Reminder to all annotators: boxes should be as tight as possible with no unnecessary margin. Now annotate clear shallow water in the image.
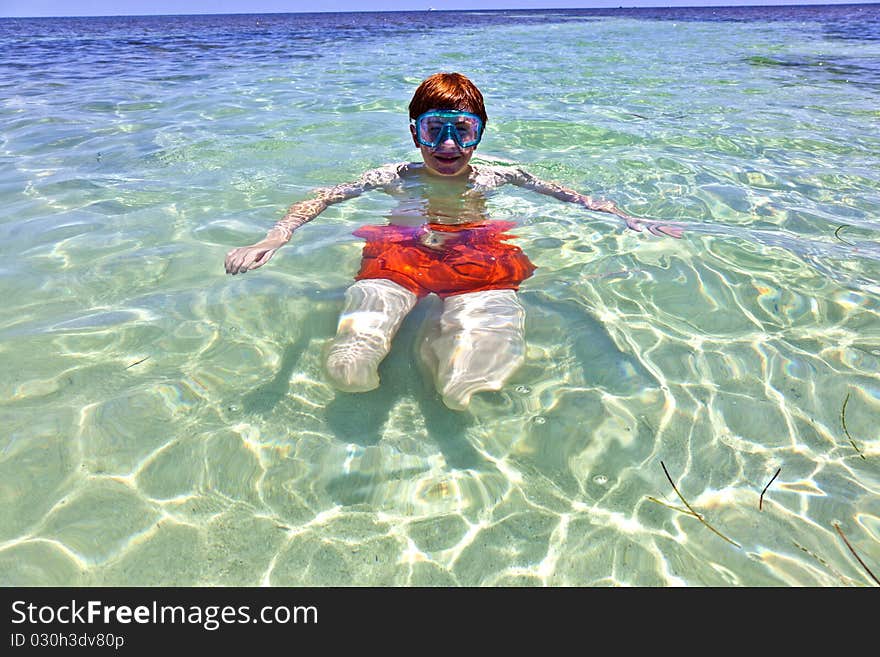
[1,6,879,586]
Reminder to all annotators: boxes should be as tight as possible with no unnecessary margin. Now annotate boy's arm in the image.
[506,167,683,239]
[225,165,401,275]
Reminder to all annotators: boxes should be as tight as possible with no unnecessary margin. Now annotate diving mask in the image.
[411,110,484,149]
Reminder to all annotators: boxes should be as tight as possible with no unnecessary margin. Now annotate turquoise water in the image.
[1,6,879,586]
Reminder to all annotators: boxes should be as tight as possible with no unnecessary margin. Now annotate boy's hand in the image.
[622,215,684,239]
[578,196,684,239]
[225,239,283,275]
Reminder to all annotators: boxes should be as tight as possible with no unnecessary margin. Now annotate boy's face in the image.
[410,108,478,177]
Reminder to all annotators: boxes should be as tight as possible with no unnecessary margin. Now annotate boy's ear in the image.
[409,124,420,148]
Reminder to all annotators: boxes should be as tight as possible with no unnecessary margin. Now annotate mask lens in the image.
[416,111,482,148]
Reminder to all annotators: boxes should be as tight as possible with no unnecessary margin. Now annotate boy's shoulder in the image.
[356,162,412,186]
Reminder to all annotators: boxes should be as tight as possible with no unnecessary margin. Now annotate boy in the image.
[225,72,682,410]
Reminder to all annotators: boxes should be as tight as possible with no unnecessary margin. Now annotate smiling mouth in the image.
[433,153,461,162]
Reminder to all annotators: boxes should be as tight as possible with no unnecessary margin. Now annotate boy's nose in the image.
[437,132,459,149]
[436,124,460,148]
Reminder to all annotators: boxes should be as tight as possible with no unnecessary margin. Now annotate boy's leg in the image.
[430,289,526,410]
[325,278,418,392]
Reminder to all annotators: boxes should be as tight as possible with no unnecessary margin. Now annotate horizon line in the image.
[3,2,879,20]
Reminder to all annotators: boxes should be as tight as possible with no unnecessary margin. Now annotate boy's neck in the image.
[422,163,472,179]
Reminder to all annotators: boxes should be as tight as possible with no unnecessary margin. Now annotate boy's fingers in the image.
[657,224,684,239]
[225,248,242,274]
[226,257,242,275]
[226,249,252,275]
[626,218,644,232]
[644,222,684,239]
[226,247,275,275]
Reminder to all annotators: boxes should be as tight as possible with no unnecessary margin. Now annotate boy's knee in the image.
[441,289,525,328]
[343,278,418,314]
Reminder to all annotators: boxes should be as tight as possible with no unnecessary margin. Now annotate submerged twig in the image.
[659,461,741,548]
[793,540,853,586]
[646,495,700,517]
[841,392,867,460]
[623,112,687,121]
[759,468,782,511]
[126,356,150,369]
[833,523,880,586]
[834,225,854,246]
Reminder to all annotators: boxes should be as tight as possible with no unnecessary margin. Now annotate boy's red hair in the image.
[409,72,487,127]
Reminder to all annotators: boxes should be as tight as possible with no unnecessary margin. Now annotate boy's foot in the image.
[325,350,381,392]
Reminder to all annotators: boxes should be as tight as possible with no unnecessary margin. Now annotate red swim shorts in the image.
[353,221,536,298]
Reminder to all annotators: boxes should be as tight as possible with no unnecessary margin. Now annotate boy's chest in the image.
[385,175,493,225]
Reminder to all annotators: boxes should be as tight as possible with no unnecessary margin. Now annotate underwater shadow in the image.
[240,302,338,417]
[523,289,661,395]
